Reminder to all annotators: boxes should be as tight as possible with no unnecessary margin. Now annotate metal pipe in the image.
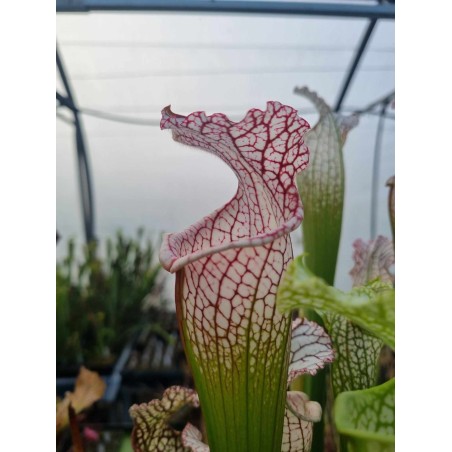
[352,90,395,116]
[370,101,389,239]
[56,0,395,19]
[57,46,96,243]
[334,19,377,112]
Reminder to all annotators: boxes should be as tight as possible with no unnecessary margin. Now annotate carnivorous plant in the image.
[129,102,335,452]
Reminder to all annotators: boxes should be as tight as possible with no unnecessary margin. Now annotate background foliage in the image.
[56,229,165,368]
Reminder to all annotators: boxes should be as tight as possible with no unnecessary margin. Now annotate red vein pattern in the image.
[160,102,309,273]
[349,236,394,287]
[129,386,199,452]
[282,392,321,452]
[327,236,394,395]
[160,102,310,451]
[182,423,210,452]
[288,318,335,385]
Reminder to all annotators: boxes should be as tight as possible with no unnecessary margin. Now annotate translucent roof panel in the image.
[56,11,394,292]
[57,13,373,110]
[342,19,394,107]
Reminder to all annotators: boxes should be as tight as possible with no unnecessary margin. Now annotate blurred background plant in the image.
[56,228,166,371]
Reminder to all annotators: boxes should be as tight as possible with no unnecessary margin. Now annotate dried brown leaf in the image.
[56,366,106,433]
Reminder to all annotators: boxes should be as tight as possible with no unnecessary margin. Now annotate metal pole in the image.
[352,90,395,116]
[334,19,377,112]
[370,101,389,239]
[57,46,96,243]
[56,0,395,19]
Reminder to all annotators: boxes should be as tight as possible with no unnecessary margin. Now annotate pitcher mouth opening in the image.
[158,101,310,273]
[160,209,303,273]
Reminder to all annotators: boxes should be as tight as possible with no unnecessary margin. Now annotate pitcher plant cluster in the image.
[129,87,395,452]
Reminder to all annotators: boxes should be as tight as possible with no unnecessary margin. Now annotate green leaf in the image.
[328,236,394,394]
[277,255,395,349]
[119,435,134,452]
[334,378,395,452]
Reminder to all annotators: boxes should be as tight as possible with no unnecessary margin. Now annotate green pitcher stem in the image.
[339,436,349,452]
[182,317,291,452]
[302,257,338,452]
[176,270,292,452]
[302,309,327,452]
